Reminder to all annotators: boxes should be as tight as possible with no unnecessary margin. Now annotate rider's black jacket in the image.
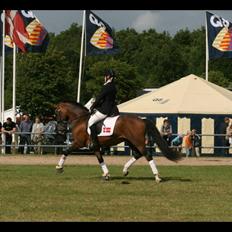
[90,81,119,116]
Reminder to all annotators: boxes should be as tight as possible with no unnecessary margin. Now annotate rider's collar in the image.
[104,78,113,85]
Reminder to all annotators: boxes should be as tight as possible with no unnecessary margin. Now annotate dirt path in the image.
[1,155,232,166]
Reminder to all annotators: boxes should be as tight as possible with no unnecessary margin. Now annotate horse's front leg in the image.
[95,150,110,180]
[56,145,74,173]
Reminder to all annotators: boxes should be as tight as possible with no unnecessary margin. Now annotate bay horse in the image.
[55,101,182,182]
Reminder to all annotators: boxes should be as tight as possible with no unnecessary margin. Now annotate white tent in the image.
[118,74,232,115]
[118,74,232,155]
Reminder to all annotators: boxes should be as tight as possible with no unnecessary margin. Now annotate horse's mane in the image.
[60,101,89,112]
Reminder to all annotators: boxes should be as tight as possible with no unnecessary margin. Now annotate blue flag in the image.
[206,11,232,59]
[85,10,119,55]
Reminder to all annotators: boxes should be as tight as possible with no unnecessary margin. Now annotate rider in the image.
[88,69,119,150]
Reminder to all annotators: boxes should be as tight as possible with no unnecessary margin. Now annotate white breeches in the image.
[87,110,107,135]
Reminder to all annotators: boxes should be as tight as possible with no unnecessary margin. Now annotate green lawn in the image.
[0,165,232,221]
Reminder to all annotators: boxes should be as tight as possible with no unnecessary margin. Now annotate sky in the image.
[33,10,232,36]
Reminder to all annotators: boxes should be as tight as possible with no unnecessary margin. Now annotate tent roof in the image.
[118,74,232,115]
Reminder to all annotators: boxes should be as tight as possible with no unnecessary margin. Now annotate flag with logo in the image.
[206,11,232,59]
[85,10,119,55]
[0,10,2,56]
[5,10,49,53]
[0,10,13,56]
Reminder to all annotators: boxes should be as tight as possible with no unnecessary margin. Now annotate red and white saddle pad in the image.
[98,115,120,136]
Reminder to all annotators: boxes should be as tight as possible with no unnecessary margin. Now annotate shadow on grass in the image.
[161,176,192,182]
[102,176,192,182]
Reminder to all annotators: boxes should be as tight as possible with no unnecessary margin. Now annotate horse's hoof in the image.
[56,165,64,174]
[155,174,162,183]
[123,170,129,176]
[102,173,110,181]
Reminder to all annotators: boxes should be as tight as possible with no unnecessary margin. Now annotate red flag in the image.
[4,10,49,53]
[5,10,29,52]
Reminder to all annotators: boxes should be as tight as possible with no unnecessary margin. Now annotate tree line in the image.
[4,23,232,117]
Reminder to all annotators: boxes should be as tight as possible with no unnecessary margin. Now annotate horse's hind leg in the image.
[123,145,161,183]
[123,151,142,176]
[95,150,110,180]
[144,153,162,183]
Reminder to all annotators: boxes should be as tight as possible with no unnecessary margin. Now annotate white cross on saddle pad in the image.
[98,115,120,136]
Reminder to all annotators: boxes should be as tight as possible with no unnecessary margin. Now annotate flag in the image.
[0,10,2,56]
[0,10,13,56]
[5,10,49,53]
[206,11,232,59]
[85,10,119,55]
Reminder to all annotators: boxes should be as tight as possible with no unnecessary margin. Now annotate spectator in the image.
[18,114,33,154]
[14,115,22,151]
[226,123,232,156]
[43,115,57,144]
[220,117,230,156]
[160,119,172,146]
[31,116,44,154]
[171,134,183,152]
[54,119,68,155]
[2,117,16,154]
[183,131,193,157]
[0,121,2,152]
[191,129,201,157]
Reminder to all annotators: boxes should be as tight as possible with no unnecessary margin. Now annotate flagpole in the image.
[12,43,16,122]
[77,10,86,103]
[0,56,2,123]
[1,10,5,121]
[205,12,209,81]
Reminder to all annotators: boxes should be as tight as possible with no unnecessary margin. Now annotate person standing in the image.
[160,119,173,146]
[0,121,2,153]
[220,117,230,156]
[191,129,201,157]
[2,117,16,154]
[183,131,193,157]
[226,123,232,157]
[18,114,33,154]
[31,116,44,154]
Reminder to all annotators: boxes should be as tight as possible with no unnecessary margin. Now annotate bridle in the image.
[55,107,90,129]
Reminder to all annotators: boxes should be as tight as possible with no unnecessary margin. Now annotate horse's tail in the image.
[144,119,182,162]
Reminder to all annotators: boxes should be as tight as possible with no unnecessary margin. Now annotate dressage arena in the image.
[1,154,232,221]
[1,155,232,166]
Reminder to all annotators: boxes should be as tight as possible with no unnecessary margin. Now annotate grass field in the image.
[0,164,232,221]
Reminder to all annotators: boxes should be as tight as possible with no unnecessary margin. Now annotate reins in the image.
[69,111,91,128]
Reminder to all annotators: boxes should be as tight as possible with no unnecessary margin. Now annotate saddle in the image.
[89,115,120,137]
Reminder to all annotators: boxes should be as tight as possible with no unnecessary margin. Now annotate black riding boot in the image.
[89,125,100,150]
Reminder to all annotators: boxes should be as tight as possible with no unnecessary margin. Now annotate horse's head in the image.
[55,101,90,123]
[55,103,69,122]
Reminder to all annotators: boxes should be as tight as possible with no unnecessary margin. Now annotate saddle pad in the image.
[98,115,120,136]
